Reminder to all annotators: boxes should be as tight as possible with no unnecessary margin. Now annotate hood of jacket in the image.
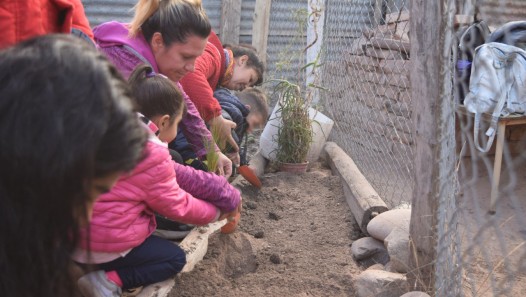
[93,21,159,73]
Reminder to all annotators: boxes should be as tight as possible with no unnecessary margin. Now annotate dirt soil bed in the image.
[168,162,363,297]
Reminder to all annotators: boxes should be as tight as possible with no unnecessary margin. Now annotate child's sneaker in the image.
[77,270,122,297]
[220,211,241,234]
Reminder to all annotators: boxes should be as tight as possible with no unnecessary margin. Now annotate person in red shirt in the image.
[0,0,94,49]
[179,32,264,165]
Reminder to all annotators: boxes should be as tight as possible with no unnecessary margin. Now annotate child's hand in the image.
[208,115,239,153]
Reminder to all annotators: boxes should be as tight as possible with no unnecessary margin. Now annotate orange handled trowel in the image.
[237,164,261,188]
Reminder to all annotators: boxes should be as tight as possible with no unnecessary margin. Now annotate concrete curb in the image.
[322,142,388,234]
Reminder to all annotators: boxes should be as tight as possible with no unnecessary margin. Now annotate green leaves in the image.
[272,80,313,164]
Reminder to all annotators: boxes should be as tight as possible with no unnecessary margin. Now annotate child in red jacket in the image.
[75,65,242,297]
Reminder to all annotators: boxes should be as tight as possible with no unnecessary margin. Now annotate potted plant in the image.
[273,79,313,173]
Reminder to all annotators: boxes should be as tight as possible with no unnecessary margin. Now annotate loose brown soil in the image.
[168,162,363,297]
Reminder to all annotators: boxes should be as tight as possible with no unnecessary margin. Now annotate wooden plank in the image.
[347,55,381,72]
[384,126,414,145]
[379,59,411,74]
[365,46,407,60]
[393,21,410,42]
[390,141,414,161]
[454,14,474,28]
[369,37,410,54]
[252,0,272,65]
[347,69,384,84]
[384,72,410,89]
[379,110,413,135]
[220,0,242,45]
[384,98,411,118]
[348,38,368,56]
[385,11,410,24]
[353,80,401,101]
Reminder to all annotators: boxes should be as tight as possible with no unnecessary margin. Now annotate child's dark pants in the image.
[98,235,186,289]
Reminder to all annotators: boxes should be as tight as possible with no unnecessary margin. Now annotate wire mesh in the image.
[452,0,526,296]
[321,0,412,209]
[265,0,309,89]
[319,0,526,295]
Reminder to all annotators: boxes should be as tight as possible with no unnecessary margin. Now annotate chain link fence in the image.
[453,1,526,296]
[318,0,526,295]
[321,0,412,209]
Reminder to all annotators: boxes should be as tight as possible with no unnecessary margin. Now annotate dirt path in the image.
[168,162,362,297]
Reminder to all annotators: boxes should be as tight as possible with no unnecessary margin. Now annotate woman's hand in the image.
[208,115,239,153]
[226,152,241,167]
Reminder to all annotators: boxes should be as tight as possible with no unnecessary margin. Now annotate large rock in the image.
[384,227,410,273]
[353,270,408,297]
[367,209,411,241]
[400,292,431,297]
[351,237,387,260]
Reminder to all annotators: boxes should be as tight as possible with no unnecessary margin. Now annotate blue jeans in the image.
[98,235,186,289]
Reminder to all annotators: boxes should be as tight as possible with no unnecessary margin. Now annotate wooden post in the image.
[220,0,242,45]
[409,0,456,293]
[252,0,272,65]
[463,0,476,17]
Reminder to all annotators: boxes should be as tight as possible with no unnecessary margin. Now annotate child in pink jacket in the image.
[75,65,242,297]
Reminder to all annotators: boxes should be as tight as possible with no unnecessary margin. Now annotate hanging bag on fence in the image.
[464,42,526,153]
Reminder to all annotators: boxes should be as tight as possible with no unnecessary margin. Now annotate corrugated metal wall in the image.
[82,0,134,27]
[83,0,223,31]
